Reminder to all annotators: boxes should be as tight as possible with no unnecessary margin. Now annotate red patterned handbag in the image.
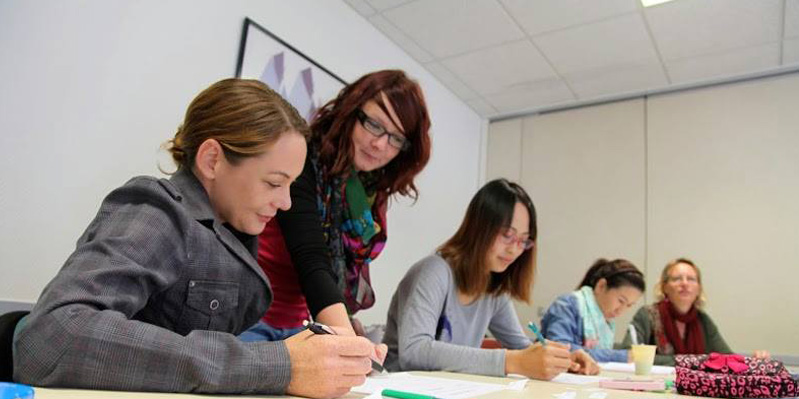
[675,353,798,398]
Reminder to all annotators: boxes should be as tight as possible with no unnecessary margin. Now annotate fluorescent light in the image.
[641,0,677,7]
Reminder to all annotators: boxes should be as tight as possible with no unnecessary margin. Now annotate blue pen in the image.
[527,322,547,346]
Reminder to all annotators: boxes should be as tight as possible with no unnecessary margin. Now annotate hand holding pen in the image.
[304,320,387,374]
[503,322,571,380]
[526,321,599,376]
[283,321,384,398]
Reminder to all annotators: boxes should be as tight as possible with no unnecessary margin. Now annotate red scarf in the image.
[657,299,706,354]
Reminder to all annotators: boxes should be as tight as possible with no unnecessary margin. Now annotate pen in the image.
[628,324,639,345]
[303,320,386,374]
[527,322,547,346]
[382,388,440,399]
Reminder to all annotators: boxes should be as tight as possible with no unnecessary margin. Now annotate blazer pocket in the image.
[183,280,240,331]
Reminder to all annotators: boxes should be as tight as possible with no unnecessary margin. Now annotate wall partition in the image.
[487,73,799,356]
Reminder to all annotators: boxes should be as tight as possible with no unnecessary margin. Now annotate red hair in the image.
[311,70,431,200]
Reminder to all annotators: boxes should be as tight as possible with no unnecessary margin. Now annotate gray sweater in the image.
[383,254,532,376]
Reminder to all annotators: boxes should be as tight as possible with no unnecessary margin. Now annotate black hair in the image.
[577,258,645,292]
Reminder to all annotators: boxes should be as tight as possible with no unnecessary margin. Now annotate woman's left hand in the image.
[753,350,771,359]
[568,349,600,375]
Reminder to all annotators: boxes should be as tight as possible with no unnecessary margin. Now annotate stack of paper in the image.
[353,372,523,399]
[598,362,675,375]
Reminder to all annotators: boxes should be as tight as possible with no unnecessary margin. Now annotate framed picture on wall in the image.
[235,17,347,121]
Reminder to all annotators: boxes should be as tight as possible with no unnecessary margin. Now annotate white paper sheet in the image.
[598,362,675,375]
[352,372,512,399]
[552,391,577,399]
[506,378,529,391]
[549,373,610,385]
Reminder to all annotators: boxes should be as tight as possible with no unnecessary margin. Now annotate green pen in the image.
[527,321,547,346]
[381,388,441,399]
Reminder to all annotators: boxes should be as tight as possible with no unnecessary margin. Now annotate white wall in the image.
[485,118,522,183]
[486,73,799,356]
[0,0,484,326]
[518,99,647,344]
[646,75,799,357]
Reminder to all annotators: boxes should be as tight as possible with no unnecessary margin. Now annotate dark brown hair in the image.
[311,70,431,199]
[438,179,537,302]
[165,78,309,170]
[577,258,645,292]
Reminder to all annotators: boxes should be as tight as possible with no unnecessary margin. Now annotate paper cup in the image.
[631,344,657,375]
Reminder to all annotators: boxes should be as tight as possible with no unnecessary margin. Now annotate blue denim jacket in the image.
[541,293,628,363]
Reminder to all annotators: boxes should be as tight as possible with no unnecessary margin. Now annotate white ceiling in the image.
[344,0,799,119]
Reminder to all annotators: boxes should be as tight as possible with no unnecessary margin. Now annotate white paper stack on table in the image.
[598,362,675,375]
[353,372,527,399]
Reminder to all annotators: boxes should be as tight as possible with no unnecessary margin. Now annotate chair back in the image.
[0,311,30,382]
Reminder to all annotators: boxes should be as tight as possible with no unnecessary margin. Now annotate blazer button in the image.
[209,299,220,310]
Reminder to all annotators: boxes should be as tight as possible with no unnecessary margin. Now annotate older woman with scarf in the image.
[541,258,645,363]
[621,258,770,366]
[240,70,432,341]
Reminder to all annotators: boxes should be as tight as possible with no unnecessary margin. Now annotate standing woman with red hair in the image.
[241,70,432,340]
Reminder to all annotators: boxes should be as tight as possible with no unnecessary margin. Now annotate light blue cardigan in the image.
[540,293,629,363]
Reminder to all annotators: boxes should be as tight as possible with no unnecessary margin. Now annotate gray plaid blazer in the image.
[14,168,291,393]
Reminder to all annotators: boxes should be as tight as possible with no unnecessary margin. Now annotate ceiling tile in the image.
[368,15,434,63]
[484,80,575,114]
[366,0,413,11]
[381,0,525,58]
[785,38,799,64]
[666,43,780,84]
[344,0,376,17]
[786,0,799,38]
[645,0,783,60]
[441,40,559,96]
[348,0,795,119]
[565,61,667,99]
[424,62,480,100]
[465,97,498,117]
[534,13,660,75]
[499,0,639,36]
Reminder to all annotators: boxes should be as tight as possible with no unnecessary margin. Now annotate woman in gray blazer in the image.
[13,78,380,398]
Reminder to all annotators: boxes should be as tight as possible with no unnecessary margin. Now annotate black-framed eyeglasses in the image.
[355,109,410,151]
[499,227,534,250]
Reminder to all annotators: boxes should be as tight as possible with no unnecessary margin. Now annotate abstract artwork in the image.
[235,18,346,121]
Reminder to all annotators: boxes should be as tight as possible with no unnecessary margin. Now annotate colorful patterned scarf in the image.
[310,144,387,314]
[573,286,616,350]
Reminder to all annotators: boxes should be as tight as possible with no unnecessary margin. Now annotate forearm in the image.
[585,347,629,363]
[315,303,355,335]
[301,268,346,317]
[704,318,733,354]
[278,159,345,317]
[489,299,534,350]
[400,338,505,377]
[505,349,526,375]
[15,305,291,393]
[540,296,584,350]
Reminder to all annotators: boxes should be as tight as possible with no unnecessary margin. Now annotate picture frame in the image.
[235,17,347,121]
